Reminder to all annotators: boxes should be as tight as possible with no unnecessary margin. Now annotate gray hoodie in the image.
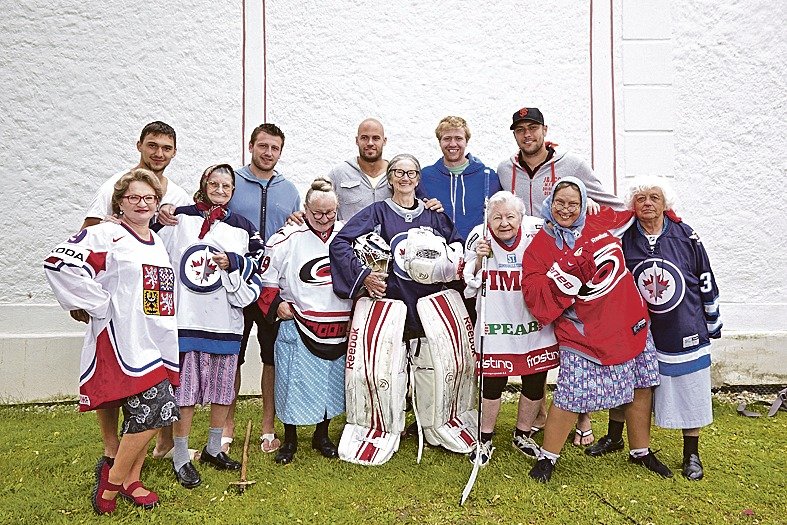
[328,158,392,220]
[497,148,624,217]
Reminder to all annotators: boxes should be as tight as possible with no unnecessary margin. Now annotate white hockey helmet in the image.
[402,227,462,284]
[353,232,392,274]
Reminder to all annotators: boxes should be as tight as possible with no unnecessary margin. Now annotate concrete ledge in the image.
[2,329,784,404]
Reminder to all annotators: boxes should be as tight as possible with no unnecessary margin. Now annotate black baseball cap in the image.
[510,107,545,129]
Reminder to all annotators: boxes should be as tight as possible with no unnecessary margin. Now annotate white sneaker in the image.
[468,440,495,467]
[512,433,539,457]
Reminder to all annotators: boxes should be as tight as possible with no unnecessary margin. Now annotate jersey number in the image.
[699,272,712,293]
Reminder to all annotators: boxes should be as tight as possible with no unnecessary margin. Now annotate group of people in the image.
[43,107,721,515]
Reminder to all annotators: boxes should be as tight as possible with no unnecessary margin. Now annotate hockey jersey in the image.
[330,199,464,338]
[154,206,264,355]
[622,216,722,376]
[521,208,648,365]
[258,221,353,360]
[464,219,558,376]
[44,222,179,411]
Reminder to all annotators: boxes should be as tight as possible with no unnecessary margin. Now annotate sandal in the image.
[221,436,233,454]
[119,481,159,510]
[154,447,199,461]
[573,427,595,447]
[260,433,281,453]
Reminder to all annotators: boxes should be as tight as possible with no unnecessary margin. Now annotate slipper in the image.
[260,433,281,453]
[573,427,595,447]
[154,447,199,461]
[221,436,233,454]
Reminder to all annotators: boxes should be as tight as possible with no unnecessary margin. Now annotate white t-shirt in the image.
[84,170,191,220]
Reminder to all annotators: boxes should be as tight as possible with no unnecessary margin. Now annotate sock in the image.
[608,419,625,441]
[514,427,532,439]
[683,435,699,459]
[206,427,223,456]
[313,419,330,441]
[629,447,649,458]
[284,423,298,445]
[481,431,494,443]
[538,449,560,464]
[172,436,191,471]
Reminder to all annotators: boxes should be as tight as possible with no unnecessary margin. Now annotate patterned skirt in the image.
[274,320,346,425]
[175,351,238,406]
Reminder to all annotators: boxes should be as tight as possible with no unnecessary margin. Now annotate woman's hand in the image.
[586,197,600,215]
[474,239,491,273]
[158,204,179,226]
[363,271,388,299]
[277,301,294,320]
[212,252,230,270]
[423,198,444,213]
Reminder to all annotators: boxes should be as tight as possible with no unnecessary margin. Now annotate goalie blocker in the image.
[339,290,477,465]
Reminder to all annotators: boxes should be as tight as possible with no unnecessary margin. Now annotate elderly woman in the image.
[256,177,353,465]
[463,191,558,465]
[521,176,671,482]
[330,153,471,455]
[44,169,179,514]
[587,177,721,480]
[154,164,263,488]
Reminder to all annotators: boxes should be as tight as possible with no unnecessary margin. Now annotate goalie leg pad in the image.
[339,297,408,465]
[413,289,478,453]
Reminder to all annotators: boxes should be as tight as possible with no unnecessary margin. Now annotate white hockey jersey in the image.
[463,218,558,377]
[258,222,353,359]
[154,206,264,355]
[44,222,179,411]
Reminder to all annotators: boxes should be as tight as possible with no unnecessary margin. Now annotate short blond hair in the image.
[111,169,163,215]
[435,116,471,141]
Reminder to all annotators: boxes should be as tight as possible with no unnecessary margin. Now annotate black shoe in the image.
[173,461,202,489]
[628,449,674,478]
[682,453,704,480]
[585,435,625,457]
[311,436,338,459]
[199,448,241,471]
[529,458,555,483]
[275,442,297,464]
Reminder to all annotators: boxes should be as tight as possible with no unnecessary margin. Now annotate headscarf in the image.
[193,164,235,239]
[541,175,588,249]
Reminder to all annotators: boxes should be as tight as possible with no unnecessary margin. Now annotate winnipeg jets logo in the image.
[632,259,686,314]
[299,256,332,285]
[180,244,222,294]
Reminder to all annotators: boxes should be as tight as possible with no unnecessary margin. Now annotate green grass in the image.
[0,398,785,525]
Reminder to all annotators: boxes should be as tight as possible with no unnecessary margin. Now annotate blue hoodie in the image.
[230,165,301,243]
[419,153,501,239]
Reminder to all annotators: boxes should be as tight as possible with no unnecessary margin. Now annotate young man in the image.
[419,116,501,239]
[75,121,190,476]
[498,107,623,217]
[223,123,301,454]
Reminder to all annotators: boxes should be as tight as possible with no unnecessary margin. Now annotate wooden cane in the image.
[229,420,256,493]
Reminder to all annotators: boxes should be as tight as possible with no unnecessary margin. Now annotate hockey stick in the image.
[460,169,491,506]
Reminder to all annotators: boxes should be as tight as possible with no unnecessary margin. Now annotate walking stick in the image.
[229,420,256,493]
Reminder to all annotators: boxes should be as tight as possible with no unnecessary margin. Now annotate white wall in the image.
[1,1,784,401]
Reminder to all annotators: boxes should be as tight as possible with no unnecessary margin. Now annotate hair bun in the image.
[310,177,333,192]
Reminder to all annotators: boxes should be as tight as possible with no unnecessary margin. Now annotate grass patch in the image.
[0,398,784,524]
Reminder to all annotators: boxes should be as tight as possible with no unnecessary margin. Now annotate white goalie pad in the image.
[402,227,463,284]
[339,297,408,466]
[413,289,478,453]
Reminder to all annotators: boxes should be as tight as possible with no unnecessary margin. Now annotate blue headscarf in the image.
[541,176,588,249]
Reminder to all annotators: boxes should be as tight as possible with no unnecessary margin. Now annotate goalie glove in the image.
[547,244,597,296]
[402,227,463,284]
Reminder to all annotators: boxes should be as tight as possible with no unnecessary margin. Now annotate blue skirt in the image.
[274,320,345,425]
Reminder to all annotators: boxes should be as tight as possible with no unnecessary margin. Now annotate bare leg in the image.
[222,367,242,452]
[97,408,120,458]
[153,425,174,458]
[104,428,158,501]
[516,395,542,432]
[261,364,276,435]
[540,405,577,455]
[683,427,699,437]
[210,403,231,428]
[124,436,155,498]
[623,387,653,450]
[574,412,594,446]
[532,387,549,429]
[174,406,195,439]
[480,398,502,434]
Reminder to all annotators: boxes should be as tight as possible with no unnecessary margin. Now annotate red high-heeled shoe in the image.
[119,481,159,510]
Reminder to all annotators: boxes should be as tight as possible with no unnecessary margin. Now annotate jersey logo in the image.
[67,229,88,244]
[299,256,332,285]
[180,244,222,294]
[631,258,686,314]
[112,236,125,243]
[143,264,175,315]
[577,243,627,301]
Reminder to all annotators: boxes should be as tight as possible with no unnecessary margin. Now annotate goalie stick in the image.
[460,169,491,506]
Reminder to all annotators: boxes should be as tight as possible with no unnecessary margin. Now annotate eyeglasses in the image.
[207,181,234,192]
[552,200,580,212]
[390,169,419,179]
[308,208,337,220]
[122,194,158,205]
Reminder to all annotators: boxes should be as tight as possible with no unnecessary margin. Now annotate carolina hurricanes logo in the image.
[578,243,627,301]
[180,244,221,293]
[299,256,332,285]
[518,108,528,117]
[632,259,686,314]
